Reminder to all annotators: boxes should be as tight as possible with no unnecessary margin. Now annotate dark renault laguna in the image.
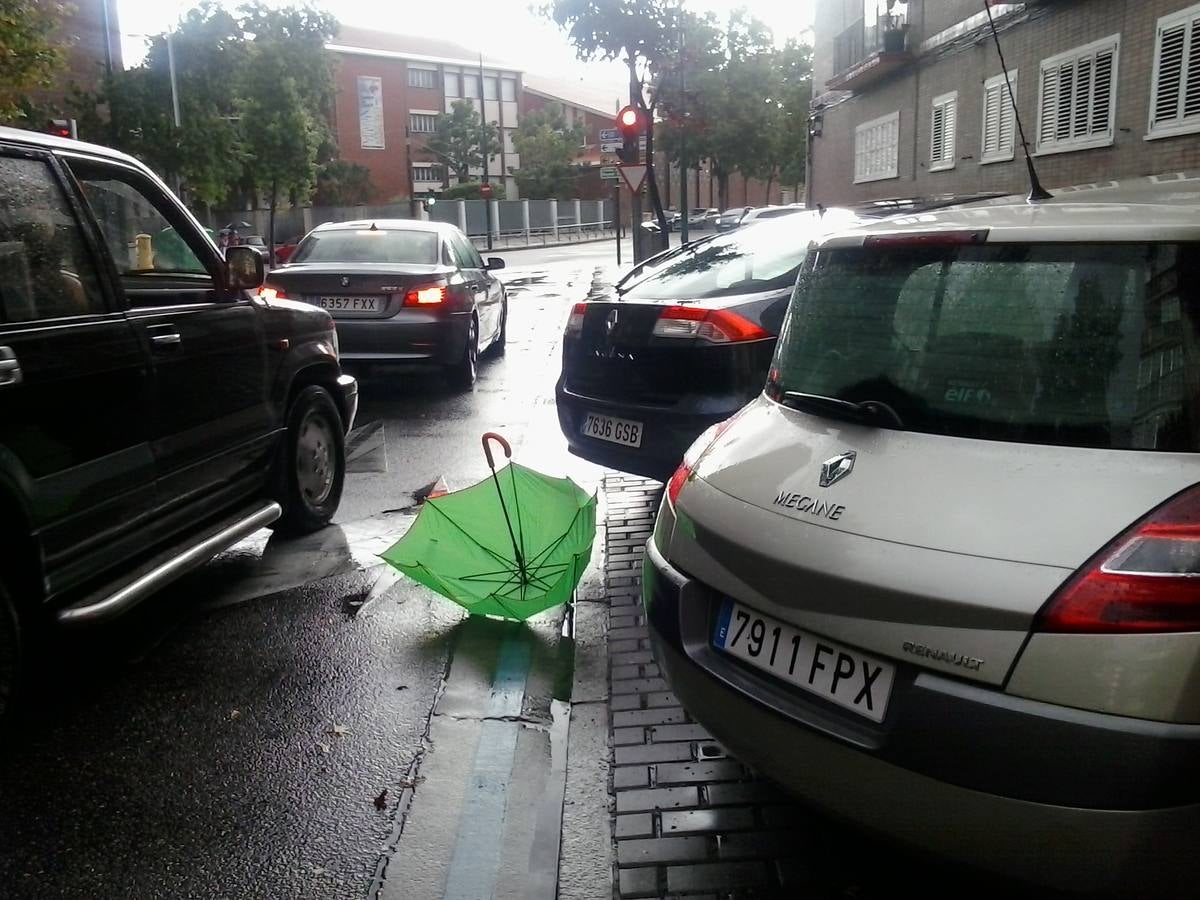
[556,211,861,479]
[263,219,507,388]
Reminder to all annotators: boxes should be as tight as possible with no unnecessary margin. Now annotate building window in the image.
[929,91,957,171]
[483,76,498,100]
[444,71,460,97]
[1148,4,1200,140]
[981,71,1017,164]
[463,75,479,99]
[501,78,516,101]
[412,165,445,184]
[408,67,436,90]
[854,111,899,183]
[503,128,517,154]
[1036,34,1119,155]
[409,113,438,134]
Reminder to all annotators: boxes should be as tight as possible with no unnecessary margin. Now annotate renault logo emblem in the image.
[340,276,351,287]
[605,308,619,337]
[819,451,856,488]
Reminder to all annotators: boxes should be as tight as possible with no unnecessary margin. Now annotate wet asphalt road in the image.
[0,241,617,899]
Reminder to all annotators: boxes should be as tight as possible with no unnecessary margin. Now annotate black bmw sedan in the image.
[556,211,862,479]
[261,219,507,389]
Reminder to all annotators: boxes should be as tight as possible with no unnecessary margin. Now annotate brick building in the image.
[521,73,621,201]
[28,0,121,116]
[809,0,1200,206]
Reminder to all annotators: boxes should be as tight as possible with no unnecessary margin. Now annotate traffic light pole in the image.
[480,53,493,251]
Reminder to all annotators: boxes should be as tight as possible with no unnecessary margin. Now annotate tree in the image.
[773,40,813,197]
[237,40,320,258]
[442,181,507,201]
[511,102,584,199]
[0,0,71,124]
[426,100,501,184]
[313,160,375,206]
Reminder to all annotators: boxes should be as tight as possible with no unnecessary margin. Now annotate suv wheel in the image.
[276,385,345,534]
[447,315,478,389]
[0,580,21,723]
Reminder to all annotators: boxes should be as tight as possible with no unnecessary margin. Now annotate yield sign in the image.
[618,164,648,193]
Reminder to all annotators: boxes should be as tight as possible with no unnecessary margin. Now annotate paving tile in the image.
[655,760,745,785]
[615,813,655,839]
[611,694,642,712]
[612,650,655,666]
[613,707,687,728]
[665,861,770,893]
[643,690,680,708]
[615,742,695,765]
[611,677,668,695]
[609,626,650,642]
[660,807,756,835]
[609,639,642,654]
[615,786,700,813]
[613,765,651,789]
[705,782,792,807]
[611,664,642,681]
[717,831,802,859]
[648,723,713,743]
[613,726,645,746]
[617,866,659,899]
[617,836,710,867]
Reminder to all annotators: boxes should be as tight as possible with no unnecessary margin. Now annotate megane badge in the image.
[340,276,351,287]
[819,451,856,488]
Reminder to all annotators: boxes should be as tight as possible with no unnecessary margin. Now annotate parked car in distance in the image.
[714,207,752,231]
[0,127,359,717]
[556,210,863,480]
[739,204,809,225]
[261,220,507,389]
[646,176,1200,895]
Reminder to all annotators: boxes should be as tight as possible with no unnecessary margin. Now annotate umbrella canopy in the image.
[380,437,596,620]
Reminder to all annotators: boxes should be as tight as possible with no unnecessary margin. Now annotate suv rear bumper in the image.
[644,536,1200,892]
[555,380,742,481]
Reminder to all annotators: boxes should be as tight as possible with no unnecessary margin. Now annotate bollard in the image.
[135,233,154,270]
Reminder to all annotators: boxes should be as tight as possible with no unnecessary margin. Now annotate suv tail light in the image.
[565,302,586,337]
[666,413,743,508]
[652,306,769,344]
[1037,485,1200,633]
[404,284,447,306]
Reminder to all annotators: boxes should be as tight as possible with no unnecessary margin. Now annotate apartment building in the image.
[809,0,1200,205]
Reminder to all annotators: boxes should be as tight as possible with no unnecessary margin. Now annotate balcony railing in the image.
[828,13,911,92]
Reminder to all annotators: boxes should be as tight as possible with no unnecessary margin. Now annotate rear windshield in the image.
[630,221,814,301]
[290,230,438,265]
[770,242,1200,452]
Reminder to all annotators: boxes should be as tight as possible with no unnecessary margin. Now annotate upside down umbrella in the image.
[380,433,597,620]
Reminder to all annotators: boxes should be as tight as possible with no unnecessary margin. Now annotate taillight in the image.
[1037,485,1200,633]
[404,284,447,306]
[565,302,586,337]
[665,414,743,508]
[257,284,288,302]
[651,306,770,344]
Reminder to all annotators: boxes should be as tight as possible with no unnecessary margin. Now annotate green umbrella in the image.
[380,433,596,620]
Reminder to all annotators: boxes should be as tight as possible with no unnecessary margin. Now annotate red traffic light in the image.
[616,106,641,133]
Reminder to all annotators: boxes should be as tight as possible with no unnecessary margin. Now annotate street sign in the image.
[599,128,620,143]
[600,166,620,181]
[479,182,493,199]
[618,164,648,193]
[600,141,622,153]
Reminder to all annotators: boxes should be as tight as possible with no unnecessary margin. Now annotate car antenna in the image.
[369,222,379,231]
[983,1,1051,202]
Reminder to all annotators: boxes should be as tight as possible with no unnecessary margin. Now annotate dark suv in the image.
[0,128,358,713]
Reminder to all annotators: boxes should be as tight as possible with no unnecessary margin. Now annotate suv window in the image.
[67,160,209,277]
[771,242,1200,452]
[0,154,105,322]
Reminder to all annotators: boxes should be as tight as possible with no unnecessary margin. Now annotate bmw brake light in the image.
[404,284,447,306]
[1037,485,1200,633]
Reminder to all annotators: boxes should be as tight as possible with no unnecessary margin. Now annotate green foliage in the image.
[442,181,507,201]
[0,0,71,123]
[426,100,501,183]
[71,1,337,213]
[313,160,375,206]
[511,102,584,199]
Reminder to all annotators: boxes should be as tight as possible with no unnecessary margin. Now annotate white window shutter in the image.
[944,97,957,162]
[1039,34,1119,152]
[982,83,1002,156]
[1040,66,1060,146]
[1091,49,1114,137]
[1154,23,1187,126]
[931,105,945,164]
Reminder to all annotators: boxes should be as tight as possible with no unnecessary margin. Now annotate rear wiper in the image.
[781,391,905,428]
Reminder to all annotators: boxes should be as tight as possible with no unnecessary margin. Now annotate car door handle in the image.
[0,347,22,386]
[150,332,182,350]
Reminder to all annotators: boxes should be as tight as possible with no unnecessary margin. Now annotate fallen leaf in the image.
[229,709,241,720]
[328,724,351,737]
[397,775,426,790]
[374,789,389,810]
[396,685,409,691]
[317,742,331,754]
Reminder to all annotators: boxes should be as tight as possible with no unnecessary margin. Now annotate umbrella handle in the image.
[482,432,512,471]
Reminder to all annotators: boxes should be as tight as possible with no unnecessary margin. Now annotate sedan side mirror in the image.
[226,245,265,292]
[486,257,505,271]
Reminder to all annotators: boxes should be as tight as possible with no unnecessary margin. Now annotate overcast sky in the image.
[115,0,815,95]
